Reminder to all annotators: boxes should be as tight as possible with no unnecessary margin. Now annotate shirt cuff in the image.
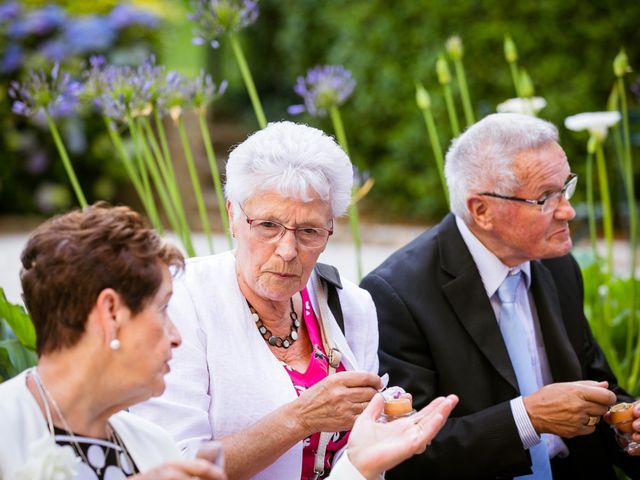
[330,451,368,480]
[510,396,541,450]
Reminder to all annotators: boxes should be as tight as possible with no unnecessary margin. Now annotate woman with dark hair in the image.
[0,203,225,480]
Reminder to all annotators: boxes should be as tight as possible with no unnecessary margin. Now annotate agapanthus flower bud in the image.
[435,56,451,85]
[415,82,431,111]
[504,35,518,63]
[518,69,534,97]
[613,49,630,78]
[445,36,463,61]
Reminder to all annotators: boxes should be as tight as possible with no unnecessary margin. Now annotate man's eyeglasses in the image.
[239,205,333,249]
[479,173,578,214]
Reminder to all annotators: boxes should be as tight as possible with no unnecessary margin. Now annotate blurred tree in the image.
[230,0,640,222]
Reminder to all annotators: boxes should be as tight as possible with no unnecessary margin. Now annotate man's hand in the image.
[523,380,616,438]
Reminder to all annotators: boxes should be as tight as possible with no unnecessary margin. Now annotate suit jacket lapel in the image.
[438,215,520,391]
[530,261,582,382]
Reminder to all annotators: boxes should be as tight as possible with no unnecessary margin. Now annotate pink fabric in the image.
[283,288,349,479]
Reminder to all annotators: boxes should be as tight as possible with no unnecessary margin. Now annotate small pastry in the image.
[609,402,636,434]
[380,386,415,421]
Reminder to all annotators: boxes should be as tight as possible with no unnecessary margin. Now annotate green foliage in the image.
[0,288,37,383]
[239,0,640,221]
[578,253,640,395]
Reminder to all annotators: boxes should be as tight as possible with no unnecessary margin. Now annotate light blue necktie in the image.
[498,272,553,480]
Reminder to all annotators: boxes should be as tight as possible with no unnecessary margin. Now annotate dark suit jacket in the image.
[361,213,639,479]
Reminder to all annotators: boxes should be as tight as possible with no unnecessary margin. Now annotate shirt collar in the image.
[455,215,531,298]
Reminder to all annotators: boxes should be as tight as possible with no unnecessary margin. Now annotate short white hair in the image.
[444,113,559,223]
[224,121,353,219]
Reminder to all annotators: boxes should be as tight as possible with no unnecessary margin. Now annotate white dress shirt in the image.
[456,216,568,459]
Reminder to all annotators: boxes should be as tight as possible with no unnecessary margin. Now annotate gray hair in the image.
[224,121,353,219]
[444,113,559,222]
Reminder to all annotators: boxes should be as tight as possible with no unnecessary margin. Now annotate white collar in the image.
[455,215,531,298]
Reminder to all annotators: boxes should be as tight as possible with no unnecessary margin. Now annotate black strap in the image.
[314,263,344,334]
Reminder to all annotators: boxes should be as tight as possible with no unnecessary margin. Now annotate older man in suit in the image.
[361,113,640,479]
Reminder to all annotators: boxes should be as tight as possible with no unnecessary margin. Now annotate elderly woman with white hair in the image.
[131,121,458,480]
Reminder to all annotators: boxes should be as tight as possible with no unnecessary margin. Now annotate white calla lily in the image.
[564,111,621,141]
[496,97,546,116]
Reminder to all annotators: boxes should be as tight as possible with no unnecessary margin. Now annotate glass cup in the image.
[184,439,225,469]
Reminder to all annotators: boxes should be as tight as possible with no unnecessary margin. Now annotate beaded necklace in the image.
[249,297,301,349]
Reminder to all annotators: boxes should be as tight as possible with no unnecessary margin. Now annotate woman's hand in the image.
[346,393,458,480]
[130,459,227,480]
[295,371,382,435]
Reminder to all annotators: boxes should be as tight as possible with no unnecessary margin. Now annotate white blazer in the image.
[0,370,181,479]
[132,251,379,480]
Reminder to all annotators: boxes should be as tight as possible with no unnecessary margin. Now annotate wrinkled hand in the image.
[523,381,616,438]
[130,459,227,480]
[295,371,382,435]
[347,393,458,480]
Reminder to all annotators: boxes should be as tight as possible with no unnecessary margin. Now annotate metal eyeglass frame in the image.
[479,173,578,213]
[238,204,333,248]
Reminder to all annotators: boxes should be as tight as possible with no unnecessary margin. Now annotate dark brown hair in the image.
[20,202,184,355]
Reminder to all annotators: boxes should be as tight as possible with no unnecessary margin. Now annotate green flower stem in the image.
[104,117,164,233]
[453,58,475,126]
[197,110,232,249]
[46,114,87,208]
[595,141,614,276]
[442,85,460,137]
[330,106,363,281]
[177,116,214,253]
[104,117,144,201]
[141,118,196,257]
[154,110,173,176]
[132,118,182,239]
[152,112,196,256]
[126,117,163,233]
[585,149,598,261]
[509,63,522,98]
[420,108,448,203]
[229,33,267,129]
[617,77,640,389]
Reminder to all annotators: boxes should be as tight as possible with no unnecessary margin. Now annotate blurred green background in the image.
[1,0,639,224]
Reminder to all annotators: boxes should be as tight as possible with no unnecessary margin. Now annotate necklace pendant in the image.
[283,339,290,348]
[259,326,267,335]
[291,330,298,340]
[251,312,260,323]
[268,336,278,346]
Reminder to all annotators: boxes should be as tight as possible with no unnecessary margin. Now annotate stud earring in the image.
[110,338,121,351]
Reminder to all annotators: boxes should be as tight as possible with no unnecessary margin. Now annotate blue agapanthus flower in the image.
[64,16,116,54]
[7,4,65,38]
[0,1,20,24]
[288,65,356,117]
[192,70,228,111]
[87,60,154,121]
[108,4,159,29]
[189,0,259,48]
[9,63,82,120]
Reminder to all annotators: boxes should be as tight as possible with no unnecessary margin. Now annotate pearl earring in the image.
[110,338,121,350]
